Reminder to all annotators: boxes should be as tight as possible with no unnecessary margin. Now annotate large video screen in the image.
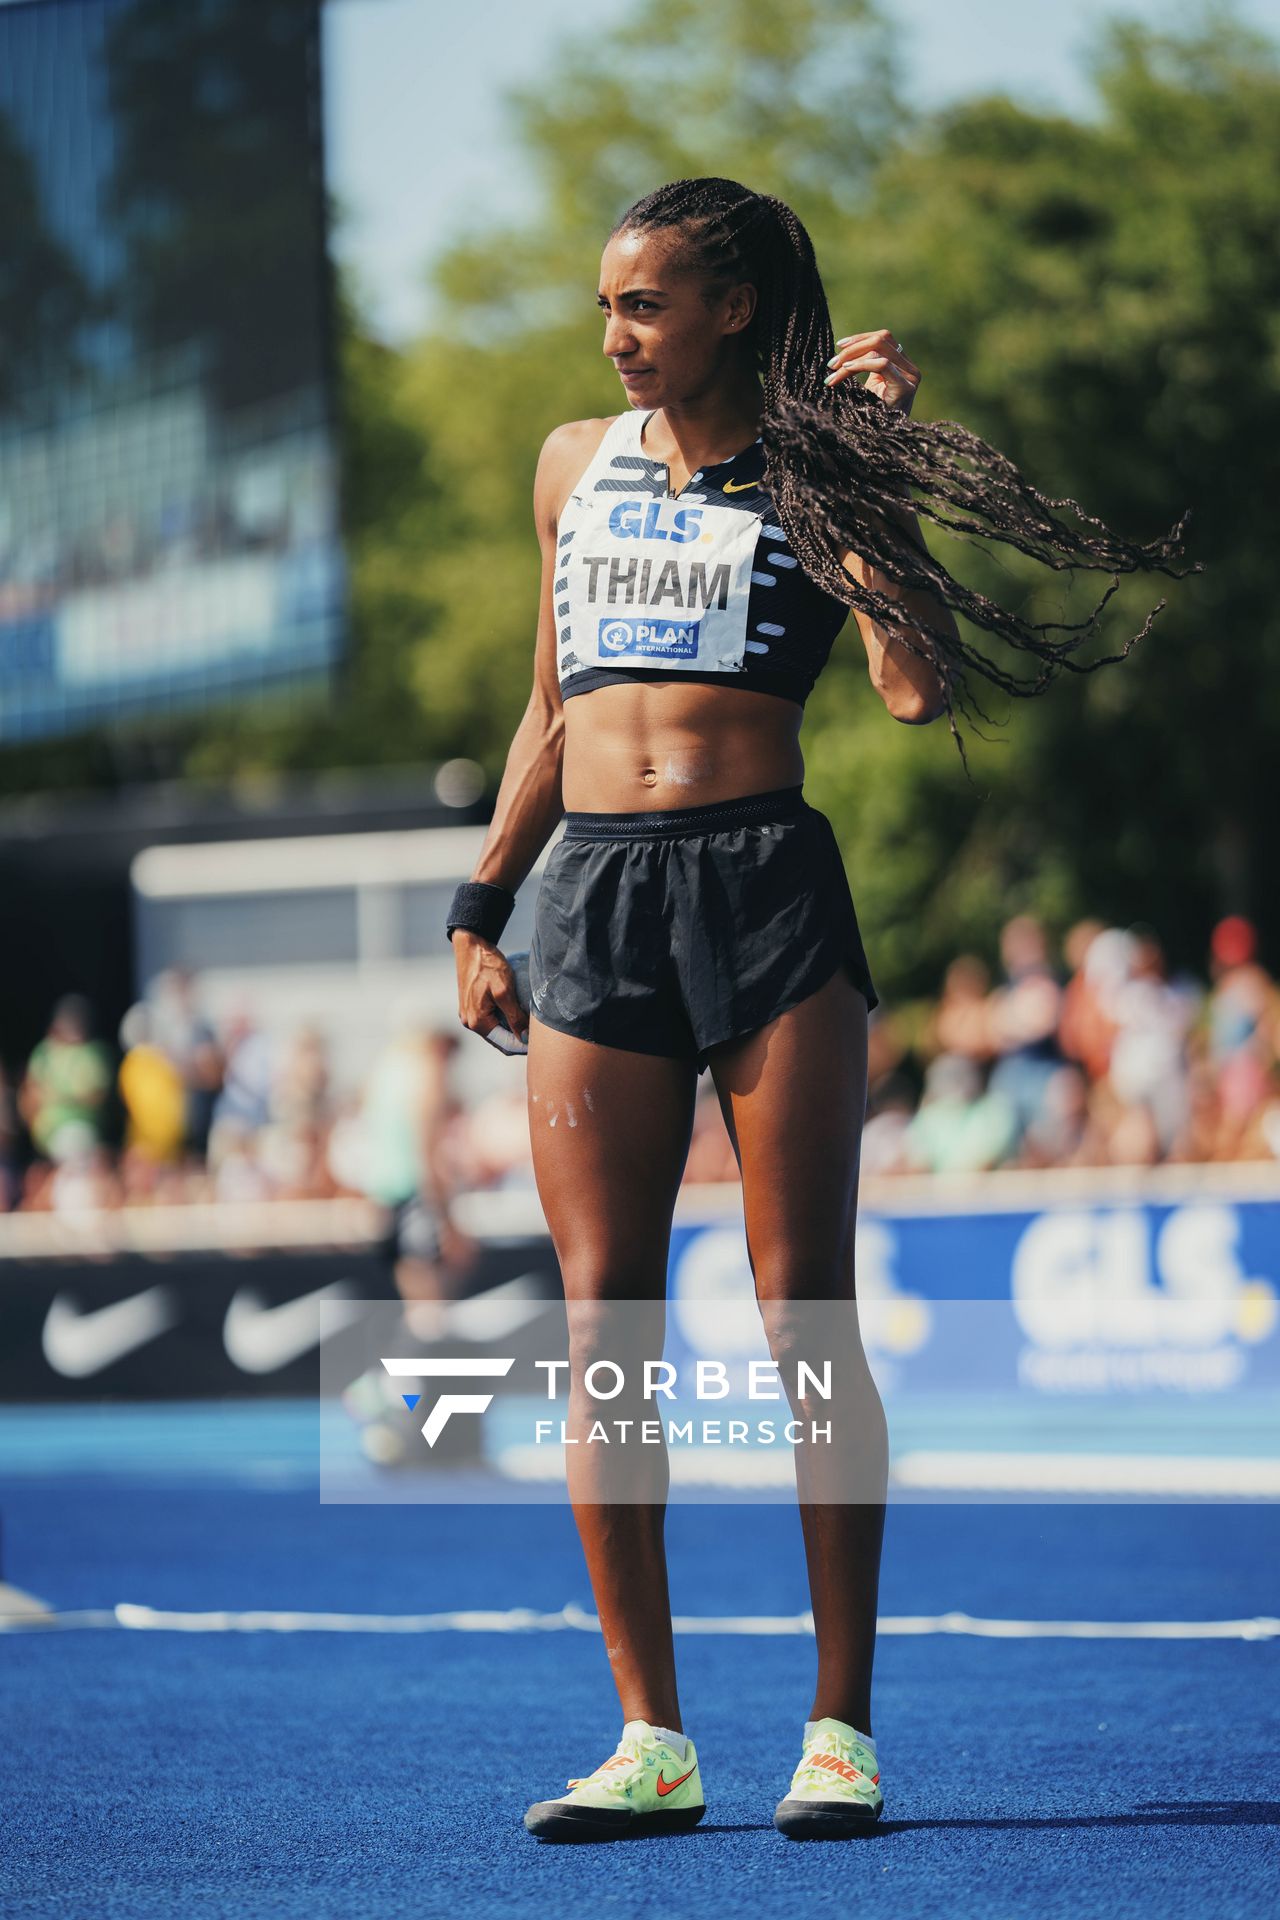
[0,0,345,743]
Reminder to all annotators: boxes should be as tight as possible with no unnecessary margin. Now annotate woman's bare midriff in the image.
[560,678,805,813]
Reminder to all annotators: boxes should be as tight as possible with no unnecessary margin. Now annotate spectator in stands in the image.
[205,1009,276,1200]
[341,1010,479,1326]
[859,1072,918,1176]
[1094,1083,1162,1166]
[1013,1063,1093,1169]
[257,1024,338,1199]
[986,915,1065,1147]
[47,1140,121,1215]
[209,1009,274,1138]
[1058,918,1116,1085]
[1206,915,1275,1152]
[1167,1056,1230,1164]
[464,1084,538,1189]
[9,907,1280,1211]
[1232,1068,1280,1162]
[146,968,223,1158]
[209,1117,275,1205]
[903,1053,1018,1175]
[928,955,995,1065]
[117,1002,187,1165]
[1104,923,1198,1156]
[336,1014,484,1460]
[18,993,113,1164]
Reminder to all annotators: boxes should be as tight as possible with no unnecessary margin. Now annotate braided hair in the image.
[610,178,1201,775]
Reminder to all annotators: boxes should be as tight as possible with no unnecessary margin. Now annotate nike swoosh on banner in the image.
[43,1287,179,1378]
[223,1282,365,1374]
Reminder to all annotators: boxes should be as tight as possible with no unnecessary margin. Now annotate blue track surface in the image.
[2,1404,1277,1920]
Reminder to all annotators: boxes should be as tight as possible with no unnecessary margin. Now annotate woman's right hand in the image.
[454,932,529,1045]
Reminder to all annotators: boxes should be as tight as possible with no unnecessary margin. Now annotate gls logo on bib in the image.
[578,498,735,667]
[608,499,704,542]
[560,444,766,675]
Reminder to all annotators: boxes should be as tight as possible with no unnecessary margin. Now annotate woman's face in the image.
[596,227,755,408]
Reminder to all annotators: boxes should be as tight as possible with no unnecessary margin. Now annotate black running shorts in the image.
[528,784,878,1076]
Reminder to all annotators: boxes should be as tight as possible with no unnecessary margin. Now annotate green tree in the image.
[819,9,1280,986]
[0,111,100,413]
[102,0,328,411]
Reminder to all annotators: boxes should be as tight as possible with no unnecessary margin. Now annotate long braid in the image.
[611,178,1201,775]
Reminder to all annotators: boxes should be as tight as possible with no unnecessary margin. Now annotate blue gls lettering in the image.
[608,500,705,543]
[608,500,649,539]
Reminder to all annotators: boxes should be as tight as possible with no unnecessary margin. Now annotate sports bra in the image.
[554,408,851,709]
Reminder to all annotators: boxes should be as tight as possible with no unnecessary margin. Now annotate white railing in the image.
[2,1159,1279,1260]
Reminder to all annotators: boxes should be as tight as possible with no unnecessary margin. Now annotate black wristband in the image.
[446,880,515,946]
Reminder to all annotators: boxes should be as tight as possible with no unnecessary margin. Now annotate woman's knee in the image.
[558,1246,670,1302]
[751,1244,852,1302]
[561,1295,665,1415]
[752,1305,875,1439]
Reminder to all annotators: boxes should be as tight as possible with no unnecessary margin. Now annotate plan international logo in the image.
[599,615,701,658]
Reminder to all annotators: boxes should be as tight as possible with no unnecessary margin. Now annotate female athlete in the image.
[446,177,1196,1842]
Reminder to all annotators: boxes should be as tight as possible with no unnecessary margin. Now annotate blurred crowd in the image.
[856,913,1280,1177]
[1,910,1278,1221]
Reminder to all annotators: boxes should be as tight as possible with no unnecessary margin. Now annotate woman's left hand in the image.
[825,328,920,412]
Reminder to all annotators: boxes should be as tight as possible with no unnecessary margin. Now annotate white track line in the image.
[893,1452,1280,1497]
[493,1448,1280,1497]
[2,1602,1277,1640]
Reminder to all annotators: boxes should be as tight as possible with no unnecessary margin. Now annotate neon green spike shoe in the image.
[774,1716,883,1839]
[524,1719,706,1842]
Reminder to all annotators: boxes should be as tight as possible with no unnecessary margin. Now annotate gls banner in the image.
[666,1197,1280,1396]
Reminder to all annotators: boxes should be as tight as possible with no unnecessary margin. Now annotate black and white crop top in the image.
[554,408,850,709]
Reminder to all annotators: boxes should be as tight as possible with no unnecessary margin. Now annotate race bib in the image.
[560,488,765,675]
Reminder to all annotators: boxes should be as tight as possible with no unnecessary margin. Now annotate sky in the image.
[323,0,1280,345]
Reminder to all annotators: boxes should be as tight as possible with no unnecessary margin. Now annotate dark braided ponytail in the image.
[610,177,1201,774]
